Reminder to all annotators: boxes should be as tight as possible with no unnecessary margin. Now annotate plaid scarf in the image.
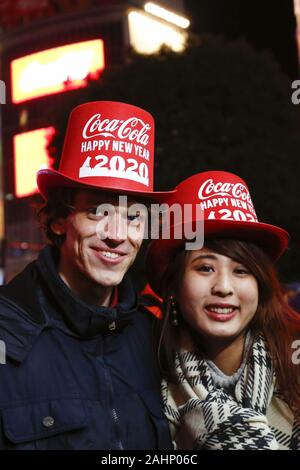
[162,334,300,450]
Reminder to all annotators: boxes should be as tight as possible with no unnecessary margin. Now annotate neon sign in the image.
[11,39,105,103]
[14,127,55,197]
[128,11,187,54]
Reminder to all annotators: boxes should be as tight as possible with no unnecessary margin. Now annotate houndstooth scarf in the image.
[162,334,300,450]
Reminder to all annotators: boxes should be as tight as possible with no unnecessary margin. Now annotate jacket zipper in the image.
[103,360,124,450]
[111,407,124,450]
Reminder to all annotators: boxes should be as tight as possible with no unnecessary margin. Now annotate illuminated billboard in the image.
[11,39,105,104]
[128,10,187,54]
[14,127,55,197]
[144,2,190,29]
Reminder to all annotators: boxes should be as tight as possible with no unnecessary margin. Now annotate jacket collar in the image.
[36,246,137,339]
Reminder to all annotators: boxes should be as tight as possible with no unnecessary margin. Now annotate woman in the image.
[146,171,300,450]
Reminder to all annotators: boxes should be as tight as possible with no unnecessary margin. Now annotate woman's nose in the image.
[211,272,233,297]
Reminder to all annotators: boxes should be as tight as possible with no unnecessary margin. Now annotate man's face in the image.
[53,190,147,287]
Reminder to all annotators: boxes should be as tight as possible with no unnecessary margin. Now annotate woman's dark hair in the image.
[36,187,77,248]
[156,239,300,413]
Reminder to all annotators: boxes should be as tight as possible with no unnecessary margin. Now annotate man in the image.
[0,101,172,450]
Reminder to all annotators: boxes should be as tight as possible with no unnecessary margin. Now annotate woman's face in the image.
[178,248,259,343]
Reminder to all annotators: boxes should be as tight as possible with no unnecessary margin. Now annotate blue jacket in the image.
[0,246,171,450]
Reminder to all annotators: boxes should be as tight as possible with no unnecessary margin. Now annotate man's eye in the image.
[127,209,144,222]
[87,207,98,215]
[127,214,140,222]
[87,207,107,217]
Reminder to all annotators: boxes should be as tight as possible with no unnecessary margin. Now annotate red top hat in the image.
[37,101,174,200]
[146,171,290,296]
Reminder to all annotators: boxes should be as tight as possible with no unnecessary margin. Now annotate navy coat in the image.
[0,247,171,450]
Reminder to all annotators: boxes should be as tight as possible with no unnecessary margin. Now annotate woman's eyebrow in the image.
[191,254,218,263]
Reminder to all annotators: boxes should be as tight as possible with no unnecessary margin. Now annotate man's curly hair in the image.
[37,187,77,248]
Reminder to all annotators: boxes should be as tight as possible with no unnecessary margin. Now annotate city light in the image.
[0,80,5,104]
[294,0,300,15]
[128,11,187,54]
[144,2,190,29]
[14,127,55,197]
[11,39,105,103]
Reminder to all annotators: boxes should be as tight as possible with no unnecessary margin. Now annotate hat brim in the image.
[146,218,290,296]
[37,169,176,201]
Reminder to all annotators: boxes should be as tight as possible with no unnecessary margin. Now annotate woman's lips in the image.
[204,305,238,322]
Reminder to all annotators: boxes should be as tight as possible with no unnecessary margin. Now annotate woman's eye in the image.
[234,267,249,275]
[197,265,214,273]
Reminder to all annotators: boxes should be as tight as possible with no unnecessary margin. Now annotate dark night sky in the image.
[184,0,299,79]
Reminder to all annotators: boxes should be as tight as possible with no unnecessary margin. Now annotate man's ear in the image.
[51,218,67,236]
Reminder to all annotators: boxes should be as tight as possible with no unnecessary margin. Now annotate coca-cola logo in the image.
[198,178,253,205]
[82,113,151,145]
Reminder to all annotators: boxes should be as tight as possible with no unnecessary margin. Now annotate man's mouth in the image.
[101,251,122,260]
[91,247,128,265]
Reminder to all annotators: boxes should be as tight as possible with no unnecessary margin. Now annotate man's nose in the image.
[106,213,128,241]
[96,211,128,243]
[211,271,233,297]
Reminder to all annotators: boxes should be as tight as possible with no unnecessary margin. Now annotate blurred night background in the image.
[0,0,300,294]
